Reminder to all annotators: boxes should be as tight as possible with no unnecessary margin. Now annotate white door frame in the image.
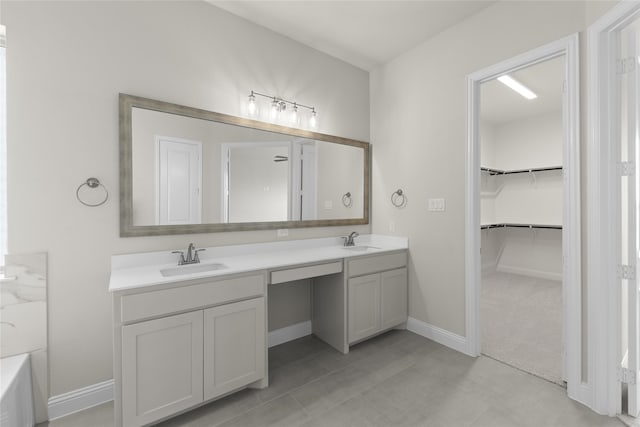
[465,34,582,399]
[588,1,640,416]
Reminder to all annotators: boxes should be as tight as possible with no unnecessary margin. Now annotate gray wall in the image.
[1,1,370,396]
[369,0,616,380]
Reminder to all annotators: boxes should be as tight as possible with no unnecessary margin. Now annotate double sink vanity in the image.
[112,94,403,426]
[109,234,408,426]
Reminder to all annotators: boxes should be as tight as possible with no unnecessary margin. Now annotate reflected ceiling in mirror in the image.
[120,94,370,237]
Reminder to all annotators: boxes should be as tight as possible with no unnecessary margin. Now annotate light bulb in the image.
[309,109,317,128]
[247,93,256,116]
[290,103,298,124]
[270,98,279,120]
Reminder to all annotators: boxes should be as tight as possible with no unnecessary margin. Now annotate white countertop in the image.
[109,234,408,293]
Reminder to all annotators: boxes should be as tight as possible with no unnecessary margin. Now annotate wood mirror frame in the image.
[119,93,370,237]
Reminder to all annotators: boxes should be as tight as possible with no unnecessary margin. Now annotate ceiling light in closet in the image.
[497,75,537,100]
[247,90,317,128]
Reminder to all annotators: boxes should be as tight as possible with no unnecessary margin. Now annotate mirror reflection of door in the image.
[222,141,318,223]
[155,136,202,225]
[291,140,317,221]
[223,143,291,223]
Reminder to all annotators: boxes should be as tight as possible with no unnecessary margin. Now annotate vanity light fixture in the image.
[248,90,317,128]
[497,75,537,100]
[247,91,257,116]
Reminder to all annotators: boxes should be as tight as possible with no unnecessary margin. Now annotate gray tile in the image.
[289,364,377,418]
[156,388,261,427]
[255,356,330,403]
[298,395,390,427]
[268,335,329,370]
[42,330,621,427]
[217,394,309,427]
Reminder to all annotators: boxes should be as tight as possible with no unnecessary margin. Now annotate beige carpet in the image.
[481,271,564,385]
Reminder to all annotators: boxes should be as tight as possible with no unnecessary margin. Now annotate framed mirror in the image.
[119,94,370,237]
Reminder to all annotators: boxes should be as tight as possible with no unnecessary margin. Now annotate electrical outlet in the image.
[324,200,333,210]
[277,229,288,237]
[389,220,396,232]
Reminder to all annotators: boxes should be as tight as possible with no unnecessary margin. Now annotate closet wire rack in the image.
[481,223,562,230]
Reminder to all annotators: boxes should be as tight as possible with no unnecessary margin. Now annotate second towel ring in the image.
[76,177,109,207]
[391,189,406,208]
[342,192,353,208]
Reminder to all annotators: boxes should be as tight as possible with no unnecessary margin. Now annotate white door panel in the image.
[156,137,202,225]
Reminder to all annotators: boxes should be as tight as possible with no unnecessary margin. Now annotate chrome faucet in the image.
[172,243,206,265]
[343,231,359,247]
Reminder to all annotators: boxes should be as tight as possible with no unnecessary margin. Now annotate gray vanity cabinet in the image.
[348,273,381,342]
[347,252,408,344]
[121,311,204,427]
[113,273,267,427]
[203,297,265,400]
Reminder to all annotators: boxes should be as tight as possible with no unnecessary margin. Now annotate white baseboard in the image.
[48,379,114,421]
[406,317,472,356]
[496,265,562,281]
[268,320,312,348]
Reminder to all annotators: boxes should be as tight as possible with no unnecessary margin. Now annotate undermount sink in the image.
[160,263,227,277]
[341,245,381,252]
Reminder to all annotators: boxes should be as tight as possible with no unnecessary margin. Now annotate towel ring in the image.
[76,177,108,207]
[391,189,406,208]
[342,192,353,208]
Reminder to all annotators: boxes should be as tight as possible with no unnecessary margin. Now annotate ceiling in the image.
[208,1,561,124]
[209,1,496,71]
[480,56,564,125]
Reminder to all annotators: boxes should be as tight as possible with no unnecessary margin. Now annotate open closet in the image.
[479,56,565,385]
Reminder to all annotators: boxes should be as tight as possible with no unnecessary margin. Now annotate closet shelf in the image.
[481,223,562,230]
[480,166,562,176]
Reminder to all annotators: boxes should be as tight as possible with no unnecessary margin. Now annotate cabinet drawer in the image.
[347,252,407,277]
[121,274,265,323]
[270,261,343,284]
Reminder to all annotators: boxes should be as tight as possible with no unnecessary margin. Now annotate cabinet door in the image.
[380,268,408,330]
[204,297,265,400]
[122,311,203,427]
[348,273,381,343]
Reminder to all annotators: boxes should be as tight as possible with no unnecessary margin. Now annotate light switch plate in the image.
[428,198,445,212]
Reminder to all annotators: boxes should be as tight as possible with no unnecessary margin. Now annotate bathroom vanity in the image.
[109,234,408,427]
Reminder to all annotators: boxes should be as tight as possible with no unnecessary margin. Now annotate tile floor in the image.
[481,271,563,384]
[39,330,622,427]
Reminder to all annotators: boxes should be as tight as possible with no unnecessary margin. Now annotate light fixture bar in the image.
[497,75,537,100]
[249,90,316,113]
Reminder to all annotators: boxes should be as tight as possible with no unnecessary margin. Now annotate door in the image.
[203,297,265,400]
[348,273,381,343]
[619,17,640,417]
[122,311,203,426]
[290,140,317,221]
[380,268,408,330]
[223,143,290,223]
[156,136,202,225]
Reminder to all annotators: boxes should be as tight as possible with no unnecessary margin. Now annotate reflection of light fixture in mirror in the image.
[248,90,317,128]
[497,75,537,100]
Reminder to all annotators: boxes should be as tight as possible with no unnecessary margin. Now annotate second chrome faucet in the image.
[172,243,206,265]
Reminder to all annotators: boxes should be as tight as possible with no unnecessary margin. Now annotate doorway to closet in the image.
[465,34,581,401]
[479,56,565,385]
